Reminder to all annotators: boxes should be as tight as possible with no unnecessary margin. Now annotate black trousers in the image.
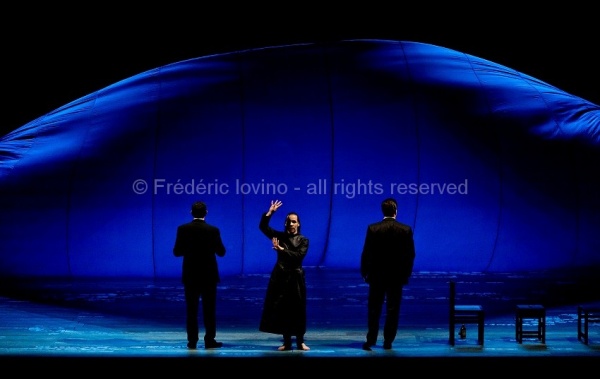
[366,283,403,345]
[184,283,218,343]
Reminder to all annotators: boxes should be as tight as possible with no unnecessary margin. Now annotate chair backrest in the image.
[448,280,484,345]
[449,280,456,312]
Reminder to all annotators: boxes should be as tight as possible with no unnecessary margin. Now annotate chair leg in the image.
[584,314,589,345]
[577,306,582,341]
[478,315,484,345]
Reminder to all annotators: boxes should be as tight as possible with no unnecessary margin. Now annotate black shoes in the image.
[204,340,223,349]
[188,340,223,349]
[362,341,392,350]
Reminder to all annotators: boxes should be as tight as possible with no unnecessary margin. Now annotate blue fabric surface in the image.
[1,40,599,278]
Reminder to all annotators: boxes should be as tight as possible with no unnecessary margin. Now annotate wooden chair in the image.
[515,304,545,344]
[449,280,484,346]
[578,305,600,345]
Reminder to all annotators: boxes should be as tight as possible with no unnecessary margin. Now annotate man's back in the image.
[361,218,415,285]
[174,220,225,256]
[173,219,226,285]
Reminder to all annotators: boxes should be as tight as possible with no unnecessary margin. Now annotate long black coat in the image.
[258,213,309,336]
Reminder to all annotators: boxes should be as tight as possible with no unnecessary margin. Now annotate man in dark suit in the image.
[360,198,416,351]
[173,201,226,349]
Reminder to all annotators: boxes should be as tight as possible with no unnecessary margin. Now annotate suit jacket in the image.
[173,219,226,286]
[360,217,415,286]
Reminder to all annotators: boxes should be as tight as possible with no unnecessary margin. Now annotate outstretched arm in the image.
[260,200,283,238]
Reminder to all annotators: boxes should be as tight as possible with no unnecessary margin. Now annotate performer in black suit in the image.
[258,199,310,351]
[173,201,226,349]
[360,198,416,351]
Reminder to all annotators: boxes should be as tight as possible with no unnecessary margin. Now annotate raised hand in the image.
[267,200,283,216]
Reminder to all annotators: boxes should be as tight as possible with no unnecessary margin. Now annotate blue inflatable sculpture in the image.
[1,40,599,279]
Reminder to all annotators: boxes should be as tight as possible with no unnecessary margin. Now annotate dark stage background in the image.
[2,4,599,137]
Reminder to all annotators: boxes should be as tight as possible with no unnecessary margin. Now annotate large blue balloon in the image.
[1,40,599,279]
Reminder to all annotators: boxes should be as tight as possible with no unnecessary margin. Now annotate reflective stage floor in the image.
[1,268,599,371]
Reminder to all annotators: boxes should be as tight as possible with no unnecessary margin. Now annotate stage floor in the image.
[1,268,599,370]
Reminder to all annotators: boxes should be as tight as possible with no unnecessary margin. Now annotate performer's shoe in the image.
[204,340,223,349]
[187,342,197,349]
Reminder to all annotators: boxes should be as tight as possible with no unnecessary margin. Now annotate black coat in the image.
[258,212,309,336]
